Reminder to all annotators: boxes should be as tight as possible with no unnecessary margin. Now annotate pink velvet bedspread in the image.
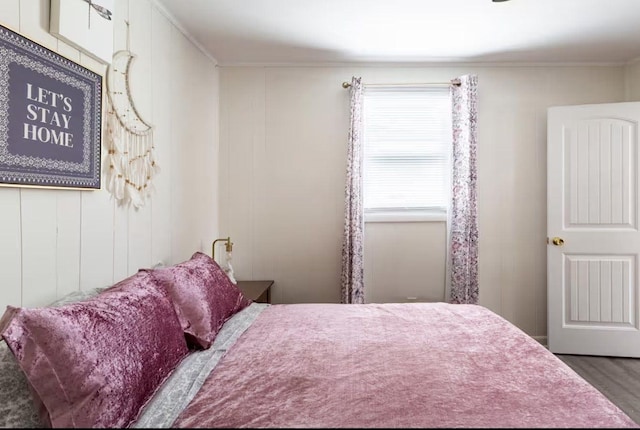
[174,302,638,428]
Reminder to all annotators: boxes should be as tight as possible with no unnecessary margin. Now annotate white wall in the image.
[625,59,640,101]
[220,64,625,338]
[0,0,219,311]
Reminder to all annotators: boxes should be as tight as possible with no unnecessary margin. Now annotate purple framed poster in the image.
[0,23,102,189]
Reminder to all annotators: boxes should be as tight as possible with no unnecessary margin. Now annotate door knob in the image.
[551,237,564,246]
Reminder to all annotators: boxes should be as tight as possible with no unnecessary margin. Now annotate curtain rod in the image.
[341,79,461,88]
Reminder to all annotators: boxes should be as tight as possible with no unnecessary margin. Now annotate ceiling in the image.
[154,0,640,65]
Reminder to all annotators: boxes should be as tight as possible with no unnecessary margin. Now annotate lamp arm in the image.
[211,236,233,260]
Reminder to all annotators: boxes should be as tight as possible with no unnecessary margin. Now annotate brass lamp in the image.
[212,237,233,261]
[212,237,236,283]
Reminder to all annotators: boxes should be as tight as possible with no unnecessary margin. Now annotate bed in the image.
[0,252,637,428]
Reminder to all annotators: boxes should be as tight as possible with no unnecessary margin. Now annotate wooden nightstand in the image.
[236,280,273,304]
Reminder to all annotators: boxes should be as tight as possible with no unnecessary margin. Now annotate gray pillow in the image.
[0,341,41,428]
[48,287,108,307]
[0,288,105,428]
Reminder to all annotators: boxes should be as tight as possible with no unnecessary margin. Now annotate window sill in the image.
[364,210,447,223]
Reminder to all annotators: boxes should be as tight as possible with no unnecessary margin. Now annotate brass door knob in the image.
[551,237,564,246]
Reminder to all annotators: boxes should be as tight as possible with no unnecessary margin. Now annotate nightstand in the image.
[236,280,273,304]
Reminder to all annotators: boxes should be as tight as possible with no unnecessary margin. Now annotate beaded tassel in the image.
[104,96,158,209]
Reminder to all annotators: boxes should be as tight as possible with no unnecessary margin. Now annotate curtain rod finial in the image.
[342,81,351,89]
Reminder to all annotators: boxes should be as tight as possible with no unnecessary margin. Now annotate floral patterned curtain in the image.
[447,74,479,304]
[340,76,365,304]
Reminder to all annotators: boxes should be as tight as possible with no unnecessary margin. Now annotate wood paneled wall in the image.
[0,0,219,311]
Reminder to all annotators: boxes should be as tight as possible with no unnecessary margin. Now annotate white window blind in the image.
[362,86,452,213]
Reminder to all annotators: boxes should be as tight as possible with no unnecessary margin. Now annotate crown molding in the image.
[626,56,640,66]
[149,0,218,66]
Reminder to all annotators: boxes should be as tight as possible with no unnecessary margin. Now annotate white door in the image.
[548,101,640,357]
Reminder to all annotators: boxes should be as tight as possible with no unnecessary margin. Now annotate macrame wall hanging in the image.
[104,21,158,209]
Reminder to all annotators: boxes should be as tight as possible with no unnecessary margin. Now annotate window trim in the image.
[364,209,447,223]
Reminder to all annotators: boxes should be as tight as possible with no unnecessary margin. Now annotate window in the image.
[362,86,452,221]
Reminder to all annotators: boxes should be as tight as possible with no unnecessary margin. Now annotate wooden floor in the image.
[556,354,640,425]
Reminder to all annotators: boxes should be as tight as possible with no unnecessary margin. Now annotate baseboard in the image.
[532,336,548,348]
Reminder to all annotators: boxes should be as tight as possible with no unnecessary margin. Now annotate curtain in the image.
[340,76,365,304]
[447,74,479,304]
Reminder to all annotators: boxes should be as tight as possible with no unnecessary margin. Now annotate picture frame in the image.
[0,23,102,190]
[50,0,114,65]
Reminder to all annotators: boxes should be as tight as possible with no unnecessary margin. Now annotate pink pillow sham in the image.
[148,252,251,349]
[0,270,190,428]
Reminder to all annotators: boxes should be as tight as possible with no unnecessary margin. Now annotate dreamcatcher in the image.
[104,21,158,208]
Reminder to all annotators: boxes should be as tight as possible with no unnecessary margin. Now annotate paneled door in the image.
[548,102,640,357]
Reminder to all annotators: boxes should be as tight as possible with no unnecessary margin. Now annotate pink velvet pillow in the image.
[148,252,251,349]
[0,270,190,428]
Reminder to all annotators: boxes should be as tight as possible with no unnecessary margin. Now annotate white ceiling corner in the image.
[149,0,218,65]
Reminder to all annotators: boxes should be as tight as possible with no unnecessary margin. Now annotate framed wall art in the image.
[50,0,114,65]
[0,23,102,190]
